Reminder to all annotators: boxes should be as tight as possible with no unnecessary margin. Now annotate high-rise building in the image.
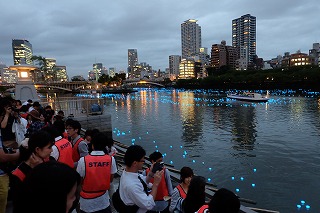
[12,39,33,65]
[93,63,103,81]
[181,19,201,59]
[179,58,195,79]
[169,55,181,80]
[309,43,320,66]
[128,49,138,78]
[109,67,115,77]
[232,14,256,70]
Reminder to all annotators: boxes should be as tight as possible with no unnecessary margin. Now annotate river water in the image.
[85,88,319,213]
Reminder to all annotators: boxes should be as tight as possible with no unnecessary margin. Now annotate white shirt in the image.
[76,151,117,212]
[120,170,155,213]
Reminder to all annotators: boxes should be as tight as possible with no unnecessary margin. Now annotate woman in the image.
[18,161,81,213]
[182,176,206,213]
[11,130,55,213]
[169,167,194,213]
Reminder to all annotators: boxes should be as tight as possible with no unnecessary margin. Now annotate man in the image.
[120,145,163,213]
[66,119,88,167]
[145,151,173,213]
[77,132,117,213]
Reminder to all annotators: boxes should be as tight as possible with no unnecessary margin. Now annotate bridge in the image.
[123,79,165,87]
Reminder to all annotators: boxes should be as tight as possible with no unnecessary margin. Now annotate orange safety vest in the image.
[176,184,187,199]
[80,154,112,199]
[55,138,74,168]
[63,132,68,140]
[197,205,209,213]
[146,167,169,201]
[12,168,26,182]
[72,137,84,162]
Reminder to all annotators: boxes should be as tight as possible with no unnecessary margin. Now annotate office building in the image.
[109,67,115,77]
[12,39,33,65]
[232,14,256,70]
[169,55,181,80]
[181,19,201,59]
[309,43,320,66]
[54,66,68,82]
[93,63,103,81]
[128,49,138,78]
[179,58,195,79]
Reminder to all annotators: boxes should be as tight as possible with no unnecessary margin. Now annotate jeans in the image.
[0,174,9,213]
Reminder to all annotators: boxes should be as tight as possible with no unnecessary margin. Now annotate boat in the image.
[227,92,269,102]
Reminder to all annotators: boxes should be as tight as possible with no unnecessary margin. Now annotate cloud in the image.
[0,0,319,78]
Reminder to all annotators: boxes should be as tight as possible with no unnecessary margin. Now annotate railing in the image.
[40,97,107,117]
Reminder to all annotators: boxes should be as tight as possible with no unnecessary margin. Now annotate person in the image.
[25,111,48,137]
[196,188,240,213]
[18,161,81,213]
[76,132,117,213]
[11,108,28,147]
[144,151,173,213]
[182,176,206,213]
[169,167,194,213]
[45,123,73,168]
[119,145,163,213]
[14,100,22,110]
[83,129,100,153]
[66,119,88,167]
[1,102,17,149]
[105,133,117,156]
[0,137,19,213]
[11,130,54,213]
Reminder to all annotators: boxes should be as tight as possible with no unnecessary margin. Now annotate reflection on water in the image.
[57,89,320,212]
[178,91,204,147]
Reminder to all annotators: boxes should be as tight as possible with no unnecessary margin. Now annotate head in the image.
[180,166,194,185]
[53,119,66,136]
[183,176,206,213]
[84,129,100,142]
[124,145,146,169]
[90,132,109,151]
[15,99,22,107]
[33,101,41,111]
[27,130,54,161]
[66,119,81,138]
[28,110,40,121]
[22,161,81,213]
[58,110,65,117]
[209,188,240,213]
[149,151,163,164]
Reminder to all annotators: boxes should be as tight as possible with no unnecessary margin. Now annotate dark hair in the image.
[91,132,109,151]
[44,105,52,110]
[20,130,55,161]
[180,166,194,183]
[22,161,81,213]
[149,151,163,162]
[42,125,61,138]
[33,101,41,107]
[53,119,66,136]
[209,188,240,213]
[66,119,81,135]
[15,100,22,105]
[183,176,206,213]
[20,105,29,113]
[124,145,146,167]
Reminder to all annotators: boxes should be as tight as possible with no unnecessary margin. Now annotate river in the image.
[85,88,319,213]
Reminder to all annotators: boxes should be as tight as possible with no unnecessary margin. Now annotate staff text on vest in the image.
[88,162,110,167]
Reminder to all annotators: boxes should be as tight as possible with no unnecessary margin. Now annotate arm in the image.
[110,156,117,183]
[1,111,10,128]
[169,188,179,212]
[0,148,19,163]
[78,141,89,158]
[165,168,174,196]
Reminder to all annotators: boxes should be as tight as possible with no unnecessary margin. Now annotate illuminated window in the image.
[21,72,28,78]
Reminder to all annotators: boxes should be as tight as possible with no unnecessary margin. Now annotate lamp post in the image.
[9,64,40,102]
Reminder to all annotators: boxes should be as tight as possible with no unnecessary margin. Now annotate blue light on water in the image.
[170,161,173,164]
[236,188,240,192]
[253,168,257,172]
[207,178,211,182]
[306,205,310,210]
[170,145,173,148]
[192,160,196,163]
[251,183,255,187]
[231,176,235,180]
[240,177,244,181]
[209,167,212,171]
[297,204,301,209]
[301,200,305,205]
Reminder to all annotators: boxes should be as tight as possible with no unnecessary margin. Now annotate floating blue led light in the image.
[209,167,212,171]
[231,176,235,180]
[253,168,257,172]
[236,188,240,192]
[170,145,173,148]
[306,205,310,210]
[297,204,301,209]
[207,178,211,182]
[170,161,173,164]
[192,160,196,163]
[240,177,244,181]
[180,145,183,148]
[301,200,305,205]
[251,183,255,187]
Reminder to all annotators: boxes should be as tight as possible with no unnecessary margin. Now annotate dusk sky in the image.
[0,0,319,78]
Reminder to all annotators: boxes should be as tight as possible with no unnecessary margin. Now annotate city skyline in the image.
[0,0,319,78]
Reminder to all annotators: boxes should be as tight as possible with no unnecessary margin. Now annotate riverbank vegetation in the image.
[175,65,320,90]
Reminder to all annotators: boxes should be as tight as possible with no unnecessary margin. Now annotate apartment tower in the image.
[169,55,181,80]
[12,39,33,65]
[232,14,256,69]
[128,49,138,78]
[181,19,201,59]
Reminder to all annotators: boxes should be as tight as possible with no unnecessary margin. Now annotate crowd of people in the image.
[0,96,241,213]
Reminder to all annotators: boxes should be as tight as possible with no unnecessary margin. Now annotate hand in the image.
[153,170,163,186]
[28,153,43,168]
[151,162,163,173]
